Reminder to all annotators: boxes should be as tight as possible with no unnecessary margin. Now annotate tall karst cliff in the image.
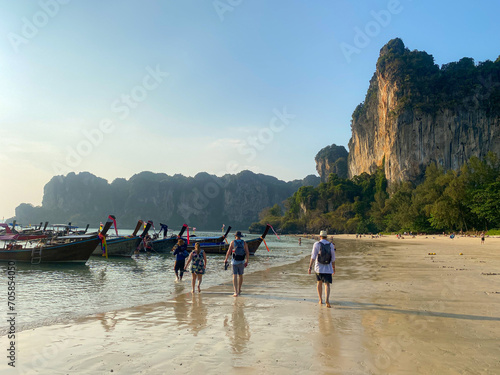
[348,38,500,184]
[14,171,320,229]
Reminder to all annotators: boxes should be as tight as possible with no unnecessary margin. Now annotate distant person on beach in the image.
[144,234,153,252]
[308,230,335,308]
[185,243,206,293]
[224,231,250,297]
[135,234,153,254]
[481,232,485,245]
[298,237,302,246]
[172,239,188,281]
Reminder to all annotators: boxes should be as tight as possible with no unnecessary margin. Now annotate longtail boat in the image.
[150,225,232,253]
[185,225,271,255]
[147,224,186,252]
[0,220,113,263]
[0,223,47,241]
[188,225,232,244]
[92,219,145,257]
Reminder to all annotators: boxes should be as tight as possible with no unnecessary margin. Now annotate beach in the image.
[4,235,500,374]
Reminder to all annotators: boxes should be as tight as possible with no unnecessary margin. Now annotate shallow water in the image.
[0,231,314,334]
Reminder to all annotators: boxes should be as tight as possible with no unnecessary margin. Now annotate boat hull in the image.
[186,237,264,255]
[0,237,100,263]
[150,237,178,253]
[92,236,141,257]
[150,235,228,253]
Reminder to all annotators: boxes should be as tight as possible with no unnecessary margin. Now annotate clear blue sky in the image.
[1,0,499,218]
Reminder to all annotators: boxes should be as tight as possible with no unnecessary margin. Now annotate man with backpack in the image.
[308,230,336,308]
[224,231,250,297]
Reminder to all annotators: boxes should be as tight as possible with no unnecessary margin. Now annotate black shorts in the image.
[316,273,332,284]
[174,260,185,272]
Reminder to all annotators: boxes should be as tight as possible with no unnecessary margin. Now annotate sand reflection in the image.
[171,292,208,336]
[96,311,118,332]
[224,299,251,355]
[188,294,208,336]
[314,308,340,368]
[172,291,190,327]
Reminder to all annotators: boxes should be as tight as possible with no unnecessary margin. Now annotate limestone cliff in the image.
[14,171,320,229]
[348,38,500,183]
[315,144,348,182]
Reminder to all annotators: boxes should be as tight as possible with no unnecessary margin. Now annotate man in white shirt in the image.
[308,230,336,308]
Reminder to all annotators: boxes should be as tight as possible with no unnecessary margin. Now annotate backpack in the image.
[232,239,246,261]
[317,241,332,264]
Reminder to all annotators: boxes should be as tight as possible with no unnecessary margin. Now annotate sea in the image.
[0,230,314,335]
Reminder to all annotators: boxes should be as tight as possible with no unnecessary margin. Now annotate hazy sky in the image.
[1,0,499,218]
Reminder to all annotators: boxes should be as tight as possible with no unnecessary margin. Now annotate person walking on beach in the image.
[135,234,153,254]
[185,243,207,293]
[308,230,335,308]
[172,239,188,281]
[144,234,153,252]
[481,232,485,245]
[224,231,249,297]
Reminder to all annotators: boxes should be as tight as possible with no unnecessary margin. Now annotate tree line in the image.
[250,153,500,235]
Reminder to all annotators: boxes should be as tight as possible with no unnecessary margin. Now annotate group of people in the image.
[171,239,207,293]
[171,231,249,296]
[171,229,336,307]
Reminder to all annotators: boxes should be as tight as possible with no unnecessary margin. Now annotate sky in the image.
[1,0,499,218]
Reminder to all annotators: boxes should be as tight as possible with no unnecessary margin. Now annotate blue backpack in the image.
[233,239,246,261]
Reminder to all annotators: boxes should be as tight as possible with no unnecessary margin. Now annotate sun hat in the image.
[319,230,328,237]
[235,231,243,237]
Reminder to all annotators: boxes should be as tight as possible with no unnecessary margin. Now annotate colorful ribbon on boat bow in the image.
[267,224,280,240]
[98,232,108,259]
[262,238,270,252]
[108,215,118,236]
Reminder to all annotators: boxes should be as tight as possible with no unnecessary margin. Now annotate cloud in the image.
[0,132,61,169]
[207,138,243,150]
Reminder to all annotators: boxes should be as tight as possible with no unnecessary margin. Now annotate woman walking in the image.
[185,243,207,293]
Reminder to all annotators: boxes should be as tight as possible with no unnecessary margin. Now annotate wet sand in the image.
[5,235,500,374]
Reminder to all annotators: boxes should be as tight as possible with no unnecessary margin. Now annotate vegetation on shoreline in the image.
[249,153,500,234]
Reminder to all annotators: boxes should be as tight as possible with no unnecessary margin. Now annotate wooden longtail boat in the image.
[92,220,145,257]
[149,224,187,253]
[185,225,271,255]
[0,223,47,241]
[189,225,232,244]
[0,220,113,264]
[150,225,232,253]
